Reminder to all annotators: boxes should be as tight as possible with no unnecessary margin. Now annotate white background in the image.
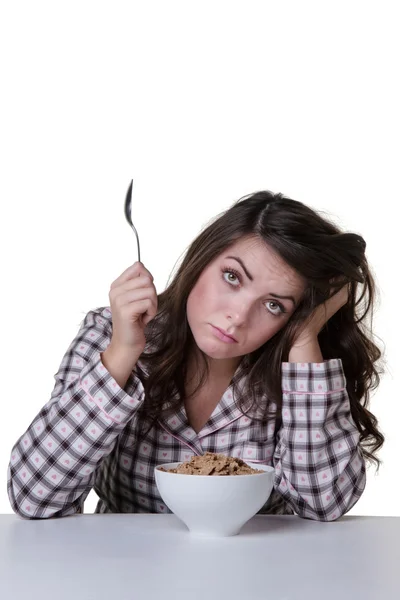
[0,1,398,516]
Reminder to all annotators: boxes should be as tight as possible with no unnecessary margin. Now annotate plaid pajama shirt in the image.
[7,307,366,520]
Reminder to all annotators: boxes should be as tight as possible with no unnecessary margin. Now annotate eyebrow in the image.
[225,255,297,307]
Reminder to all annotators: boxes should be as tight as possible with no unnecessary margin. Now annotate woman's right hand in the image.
[108,262,158,356]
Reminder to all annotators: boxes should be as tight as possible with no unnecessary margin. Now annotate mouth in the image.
[210,325,238,343]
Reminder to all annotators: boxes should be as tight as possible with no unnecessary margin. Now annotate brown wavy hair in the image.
[137,191,385,468]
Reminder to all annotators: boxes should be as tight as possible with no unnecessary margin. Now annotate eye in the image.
[222,267,241,286]
[265,300,286,316]
[222,266,287,316]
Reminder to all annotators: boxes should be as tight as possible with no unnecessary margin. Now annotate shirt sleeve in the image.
[7,307,146,520]
[272,358,366,521]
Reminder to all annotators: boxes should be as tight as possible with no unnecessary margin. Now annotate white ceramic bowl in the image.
[154,461,275,537]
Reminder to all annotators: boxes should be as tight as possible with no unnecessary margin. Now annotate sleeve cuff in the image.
[281,358,346,394]
[79,352,145,422]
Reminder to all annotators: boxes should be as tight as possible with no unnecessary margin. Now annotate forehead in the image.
[219,236,306,293]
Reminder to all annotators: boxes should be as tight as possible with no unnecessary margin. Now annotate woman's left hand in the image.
[292,282,350,348]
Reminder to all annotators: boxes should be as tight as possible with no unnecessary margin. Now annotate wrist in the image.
[106,341,143,365]
[101,343,142,389]
[288,337,323,363]
[291,332,319,349]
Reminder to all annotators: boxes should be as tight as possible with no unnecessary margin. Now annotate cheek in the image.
[246,318,287,350]
[186,278,209,322]
[187,271,221,316]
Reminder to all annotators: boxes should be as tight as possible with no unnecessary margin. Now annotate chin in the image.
[192,334,238,360]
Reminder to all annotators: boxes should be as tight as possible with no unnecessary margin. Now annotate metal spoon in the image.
[124,179,141,263]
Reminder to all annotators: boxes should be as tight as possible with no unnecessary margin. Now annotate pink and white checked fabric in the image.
[8,307,366,520]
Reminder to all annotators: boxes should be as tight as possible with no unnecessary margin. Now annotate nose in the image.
[226,298,252,327]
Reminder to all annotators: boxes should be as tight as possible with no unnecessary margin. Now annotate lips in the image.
[212,325,238,343]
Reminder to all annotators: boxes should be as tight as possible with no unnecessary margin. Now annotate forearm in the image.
[101,343,142,389]
[275,358,366,521]
[288,337,323,363]
[7,309,145,519]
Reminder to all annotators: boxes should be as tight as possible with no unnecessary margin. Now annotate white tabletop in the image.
[0,513,398,600]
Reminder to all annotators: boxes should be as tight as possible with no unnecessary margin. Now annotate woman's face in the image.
[186,236,306,372]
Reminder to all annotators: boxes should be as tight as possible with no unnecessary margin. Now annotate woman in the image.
[7,190,384,520]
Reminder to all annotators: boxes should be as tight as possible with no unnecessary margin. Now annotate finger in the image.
[112,287,157,310]
[110,262,154,289]
[119,299,154,322]
[325,286,349,319]
[142,299,158,325]
[331,283,350,302]
[110,275,155,300]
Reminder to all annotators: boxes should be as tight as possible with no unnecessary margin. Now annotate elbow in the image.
[296,506,346,522]
[8,471,86,520]
[7,484,40,520]
[296,489,366,523]
[8,488,76,520]
[7,467,59,520]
